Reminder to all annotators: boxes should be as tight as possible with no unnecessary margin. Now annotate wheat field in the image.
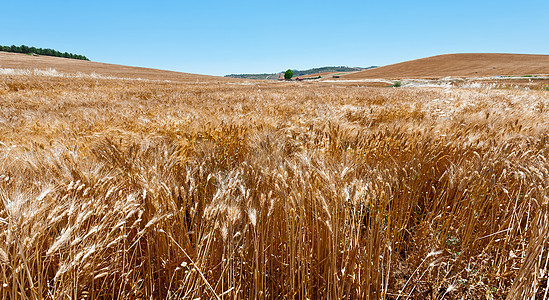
[1,72,549,299]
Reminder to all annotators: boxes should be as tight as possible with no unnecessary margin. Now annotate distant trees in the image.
[284,69,293,80]
[0,44,89,61]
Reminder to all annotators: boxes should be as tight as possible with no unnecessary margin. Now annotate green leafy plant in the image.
[284,69,294,80]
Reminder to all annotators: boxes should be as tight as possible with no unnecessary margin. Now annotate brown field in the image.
[297,72,342,79]
[470,78,549,90]
[0,52,231,82]
[342,53,549,79]
[1,56,549,299]
[297,71,365,80]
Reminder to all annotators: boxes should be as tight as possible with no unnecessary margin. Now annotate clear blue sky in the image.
[1,0,548,76]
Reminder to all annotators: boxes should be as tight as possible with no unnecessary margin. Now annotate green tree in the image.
[284,69,293,80]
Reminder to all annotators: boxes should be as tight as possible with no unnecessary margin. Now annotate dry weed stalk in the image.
[0,74,548,298]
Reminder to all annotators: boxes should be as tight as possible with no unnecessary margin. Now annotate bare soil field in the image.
[297,71,366,80]
[0,52,230,82]
[296,71,337,79]
[1,57,549,299]
[342,53,549,79]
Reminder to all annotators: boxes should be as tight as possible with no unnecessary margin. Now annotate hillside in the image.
[226,66,374,80]
[0,52,230,82]
[224,73,281,80]
[291,66,373,77]
[341,53,549,79]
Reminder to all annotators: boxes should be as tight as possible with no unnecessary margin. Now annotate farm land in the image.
[1,53,549,298]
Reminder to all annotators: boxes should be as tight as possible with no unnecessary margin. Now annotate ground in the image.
[341,53,549,79]
[1,55,549,298]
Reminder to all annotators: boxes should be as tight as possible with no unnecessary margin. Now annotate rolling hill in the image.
[341,53,549,79]
[0,52,229,82]
[226,66,375,80]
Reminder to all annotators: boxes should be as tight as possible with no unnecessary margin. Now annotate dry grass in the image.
[0,52,233,82]
[342,53,549,79]
[1,71,549,299]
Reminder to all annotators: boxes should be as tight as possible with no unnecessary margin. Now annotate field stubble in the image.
[1,73,549,299]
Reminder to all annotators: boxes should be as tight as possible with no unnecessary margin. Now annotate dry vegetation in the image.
[0,52,229,82]
[342,53,549,79]
[1,71,549,299]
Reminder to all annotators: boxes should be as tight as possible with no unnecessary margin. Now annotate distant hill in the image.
[226,66,377,80]
[225,73,282,80]
[341,53,549,80]
[0,52,232,82]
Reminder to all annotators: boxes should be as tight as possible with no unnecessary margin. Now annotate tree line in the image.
[0,45,89,61]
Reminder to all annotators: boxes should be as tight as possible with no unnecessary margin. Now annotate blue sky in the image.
[1,0,548,76]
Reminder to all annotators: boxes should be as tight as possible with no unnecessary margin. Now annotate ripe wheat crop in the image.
[1,72,549,299]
